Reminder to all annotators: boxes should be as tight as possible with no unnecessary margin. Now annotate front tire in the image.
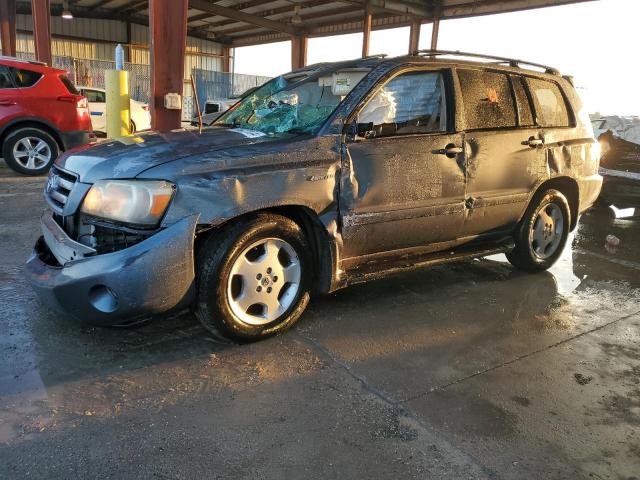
[195,213,311,342]
[506,189,571,272]
[2,127,59,175]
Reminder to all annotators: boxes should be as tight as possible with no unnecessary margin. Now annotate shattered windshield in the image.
[215,67,370,134]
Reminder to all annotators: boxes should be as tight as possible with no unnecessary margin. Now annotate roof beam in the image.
[189,0,297,34]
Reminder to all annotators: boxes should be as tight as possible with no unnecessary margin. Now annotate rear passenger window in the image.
[0,67,14,89]
[11,68,42,87]
[526,78,570,127]
[511,76,534,127]
[458,69,517,130]
[358,70,447,137]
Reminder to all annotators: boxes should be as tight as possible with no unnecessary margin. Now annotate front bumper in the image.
[25,212,198,326]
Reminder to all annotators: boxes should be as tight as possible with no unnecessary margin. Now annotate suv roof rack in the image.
[413,50,559,75]
[0,55,48,67]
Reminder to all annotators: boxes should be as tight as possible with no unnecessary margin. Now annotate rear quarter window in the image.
[59,75,80,95]
[458,69,517,130]
[11,68,43,87]
[0,66,13,89]
[526,78,570,127]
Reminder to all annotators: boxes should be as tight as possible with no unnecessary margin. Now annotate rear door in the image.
[457,68,545,238]
[340,67,466,260]
[0,66,24,124]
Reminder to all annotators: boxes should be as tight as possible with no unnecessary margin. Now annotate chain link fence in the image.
[17,52,271,122]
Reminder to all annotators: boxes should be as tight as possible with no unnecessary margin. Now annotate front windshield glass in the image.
[215,67,371,134]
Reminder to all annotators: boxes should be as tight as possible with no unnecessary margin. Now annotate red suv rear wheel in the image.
[2,127,59,175]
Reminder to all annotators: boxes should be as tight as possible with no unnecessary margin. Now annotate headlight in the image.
[81,180,175,226]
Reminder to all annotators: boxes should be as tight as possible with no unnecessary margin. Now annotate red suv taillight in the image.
[57,95,88,108]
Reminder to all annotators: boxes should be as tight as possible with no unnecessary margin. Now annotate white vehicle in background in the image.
[191,98,237,127]
[78,86,151,134]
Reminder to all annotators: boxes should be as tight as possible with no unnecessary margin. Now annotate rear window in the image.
[0,66,13,89]
[59,75,80,95]
[83,89,105,102]
[526,78,570,127]
[458,69,517,130]
[205,103,220,114]
[11,68,42,87]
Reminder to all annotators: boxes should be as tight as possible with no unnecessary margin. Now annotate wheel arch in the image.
[0,119,64,151]
[195,204,338,295]
[529,176,580,231]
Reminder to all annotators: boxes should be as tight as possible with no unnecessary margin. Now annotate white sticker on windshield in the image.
[230,128,266,138]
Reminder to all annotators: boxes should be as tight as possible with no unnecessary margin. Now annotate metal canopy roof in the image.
[16,0,596,47]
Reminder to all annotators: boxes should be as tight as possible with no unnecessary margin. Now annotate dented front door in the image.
[338,68,466,260]
[339,132,466,259]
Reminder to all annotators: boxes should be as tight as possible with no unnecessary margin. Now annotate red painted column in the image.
[0,0,17,57]
[361,5,372,58]
[290,35,307,71]
[149,0,188,132]
[31,0,52,66]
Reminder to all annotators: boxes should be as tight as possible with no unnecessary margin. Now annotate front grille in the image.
[45,166,77,214]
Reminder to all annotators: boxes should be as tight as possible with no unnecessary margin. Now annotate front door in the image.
[457,70,544,237]
[82,88,106,132]
[339,68,466,260]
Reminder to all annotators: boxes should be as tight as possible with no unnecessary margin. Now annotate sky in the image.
[234,0,640,116]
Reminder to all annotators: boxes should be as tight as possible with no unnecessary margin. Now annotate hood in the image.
[56,127,284,183]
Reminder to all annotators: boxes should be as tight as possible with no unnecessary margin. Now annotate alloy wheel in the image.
[226,237,301,325]
[529,202,564,260]
[12,137,52,171]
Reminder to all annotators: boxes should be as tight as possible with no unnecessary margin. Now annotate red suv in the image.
[0,56,94,175]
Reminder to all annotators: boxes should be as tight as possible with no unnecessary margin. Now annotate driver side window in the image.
[358,70,447,138]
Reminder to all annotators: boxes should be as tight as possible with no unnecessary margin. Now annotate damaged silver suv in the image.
[26,51,602,341]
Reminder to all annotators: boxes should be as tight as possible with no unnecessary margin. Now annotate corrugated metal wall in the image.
[11,14,223,78]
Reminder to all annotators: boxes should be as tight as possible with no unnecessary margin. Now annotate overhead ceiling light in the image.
[61,1,73,19]
[291,6,302,24]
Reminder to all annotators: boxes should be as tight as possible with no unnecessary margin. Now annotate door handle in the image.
[521,137,544,147]
[0,100,16,106]
[433,144,464,158]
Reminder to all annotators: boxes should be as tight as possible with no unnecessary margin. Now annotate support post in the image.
[105,69,130,138]
[222,46,231,73]
[0,0,17,57]
[408,20,420,54]
[362,4,372,58]
[430,17,440,50]
[290,35,307,70]
[149,0,188,132]
[31,0,52,66]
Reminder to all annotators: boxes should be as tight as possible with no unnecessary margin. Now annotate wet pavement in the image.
[1,163,639,479]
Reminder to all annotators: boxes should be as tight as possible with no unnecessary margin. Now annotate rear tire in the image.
[195,213,311,342]
[2,127,59,175]
[129,120,136,134]
[506,189,571,272]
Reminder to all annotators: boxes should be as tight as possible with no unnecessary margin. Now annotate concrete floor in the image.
[1,163,639,479]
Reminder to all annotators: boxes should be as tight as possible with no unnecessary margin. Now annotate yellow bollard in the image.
[105,70,131,138]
